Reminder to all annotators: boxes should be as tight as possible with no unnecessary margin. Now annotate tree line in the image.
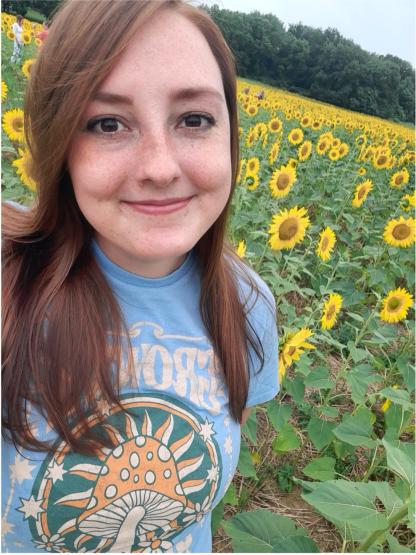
[4,0,414,122]
[205,4,414,123]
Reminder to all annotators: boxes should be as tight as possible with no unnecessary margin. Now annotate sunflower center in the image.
[387,298,401,311]
[326,305,336,319]
[321,237,329,250]
[12,118,23,132]
[287,346,296,356]
[271,121,279,130]
[394,175,403,185]
[392,224,410,240]
[357,187,367,200]
[292,133,299,141]
[301,146,308,156]
[278,218,299,240]
[377,155,387,165]
[277,173,290,190]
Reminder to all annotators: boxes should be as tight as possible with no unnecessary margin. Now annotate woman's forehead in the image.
[97,10,224,96]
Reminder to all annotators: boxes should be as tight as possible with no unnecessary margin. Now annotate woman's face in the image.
[67,9,232,277]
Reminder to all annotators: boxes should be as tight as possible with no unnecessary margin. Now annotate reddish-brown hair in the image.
[2,0,264,453]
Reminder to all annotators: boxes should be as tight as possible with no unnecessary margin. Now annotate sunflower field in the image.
[2,10,415,554]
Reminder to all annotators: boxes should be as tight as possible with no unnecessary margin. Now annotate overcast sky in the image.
[202,0,415,67]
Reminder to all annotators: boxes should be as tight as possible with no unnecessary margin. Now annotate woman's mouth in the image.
[123,196,194,215]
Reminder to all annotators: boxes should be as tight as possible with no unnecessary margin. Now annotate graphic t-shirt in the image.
[1,244,279,553]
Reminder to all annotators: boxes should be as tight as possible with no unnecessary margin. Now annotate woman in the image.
[2,0,279,552]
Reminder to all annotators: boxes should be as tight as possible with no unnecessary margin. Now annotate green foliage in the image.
[275,462,295,493]
[223,509,320,552]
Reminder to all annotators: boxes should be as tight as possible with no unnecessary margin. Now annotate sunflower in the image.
[316,139,330,155]
[6,30,15,41]
[328,148,340,161]
[245,128,256,147]
[279,328,315,381]
[268,140,280,165]
[22,58,35,79]
[321,293,343,330]
[236,158,246,184]
[390,168,409,189]
[316,227,336,261]
[298,140,312,162]
[383,216,415,248]
[236,240,246,258]
[288,128,304,145]
[300,114,311,127]
[1,81,8,102]
[352,179,373,208]
[246,157,260,175]
[338,143,349,158]
[331,138,341,148]
[2,108,25,143]
[311,119,322,131]
[373,151,391,169]
[401,192,416,212]
[12,147,37,191]
[21,31,31,45]
[269,206,310,250]
[269,164,297,198]
[380,288,413,323]
[247,104,258,117]
[268,116,282,134]
[358,167,367,176]
[35,38,42,47]
[287,158,298,169]
[245,173,259,191]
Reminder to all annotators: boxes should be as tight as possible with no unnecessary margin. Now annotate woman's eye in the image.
[86,117,126,134]
[181,114,215,129]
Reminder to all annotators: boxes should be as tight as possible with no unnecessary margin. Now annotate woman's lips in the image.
[123,196,193,215]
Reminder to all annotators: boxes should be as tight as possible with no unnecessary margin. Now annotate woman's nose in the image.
[134,130,181,188]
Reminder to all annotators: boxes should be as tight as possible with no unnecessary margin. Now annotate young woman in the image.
[2,1,279,552]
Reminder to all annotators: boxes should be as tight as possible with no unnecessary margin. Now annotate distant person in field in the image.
[36,21,49,43]
[10,15,23,64]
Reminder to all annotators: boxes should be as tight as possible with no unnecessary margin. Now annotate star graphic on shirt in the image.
[198,418,215,442]
[1,517,14,537]
[206,464,219,482]
[224,435,233,455]
[10,455,35,484]
[45,460,67,483]
[17,495,45,520]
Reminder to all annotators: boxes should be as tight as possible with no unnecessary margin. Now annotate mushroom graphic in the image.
[55,410,207,552]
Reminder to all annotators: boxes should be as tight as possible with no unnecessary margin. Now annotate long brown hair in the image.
[2,0,265,453]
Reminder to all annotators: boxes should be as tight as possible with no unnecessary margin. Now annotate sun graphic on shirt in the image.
[25,394,221,552]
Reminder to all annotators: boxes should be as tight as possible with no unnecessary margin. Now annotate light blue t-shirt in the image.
[2,244,279,553]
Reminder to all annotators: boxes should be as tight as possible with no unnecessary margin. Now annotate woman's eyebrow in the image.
[91,87,225,106]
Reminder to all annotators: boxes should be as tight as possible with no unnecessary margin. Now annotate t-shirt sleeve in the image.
[244,275,279,408]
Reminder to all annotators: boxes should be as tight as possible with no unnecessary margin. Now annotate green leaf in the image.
[319,405,339,418]
[346,364,382,405]
[367,481,404,518]
[266,401,292,431]
[211,500,224,535]
[223,483,238,506]
[379,387,413,409]
[396,355,415,392]
[304,366,334,389]
[382,439,414,487]
[223,509,320,553]
[307,417,336,450]
[238,438,258,479]
[242,408,257,445]
[333,407,376,448]
[386,533,412,553]
[272,422,300,453]
[347,341,368,363]
[408,488,415,532]
[283,375,305,405]
[302,456,336,481]
[302,480,389,531]
[348,312,364,322]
